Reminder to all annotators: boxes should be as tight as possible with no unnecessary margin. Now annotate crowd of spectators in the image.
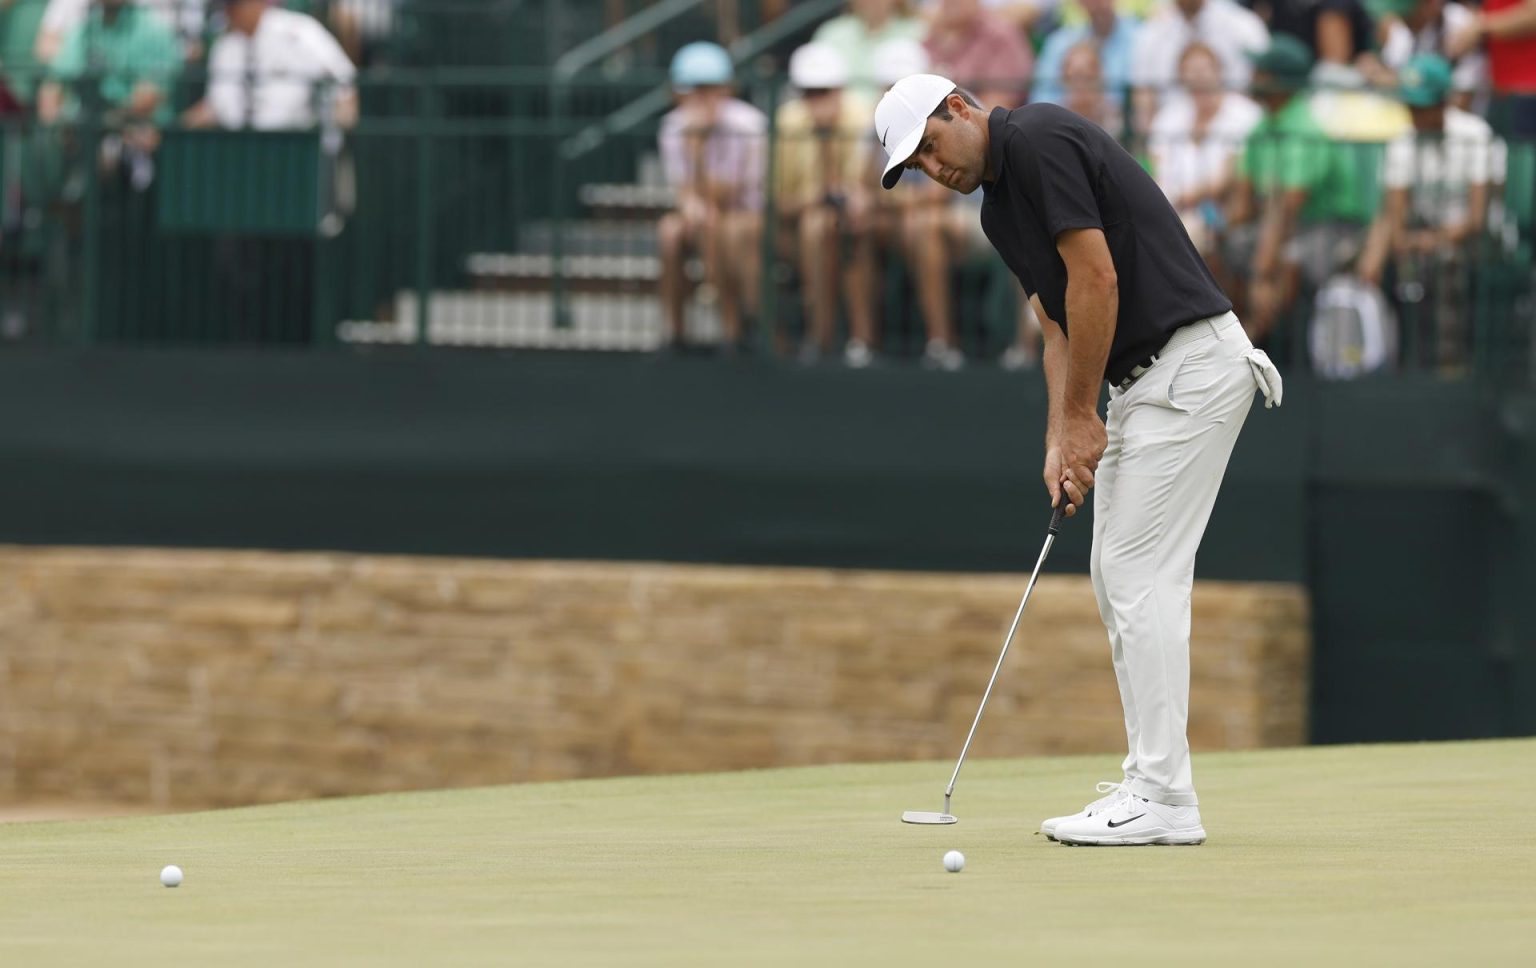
[656,0,1536,373]
[0,0,364,195]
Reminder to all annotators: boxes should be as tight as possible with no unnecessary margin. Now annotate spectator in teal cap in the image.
[1357,52,1505,366]
[1225,34,1380,341]
[657,41,768,354]
[1372,0,1487,110]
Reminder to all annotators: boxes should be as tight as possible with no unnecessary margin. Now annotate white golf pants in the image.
[1090,312,1267,807]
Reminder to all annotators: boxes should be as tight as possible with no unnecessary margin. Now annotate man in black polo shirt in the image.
[874,74,1283,846]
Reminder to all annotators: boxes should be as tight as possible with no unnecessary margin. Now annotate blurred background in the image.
[0,0,1531,815]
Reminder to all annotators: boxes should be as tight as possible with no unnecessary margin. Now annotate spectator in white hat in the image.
[774,42,880,365]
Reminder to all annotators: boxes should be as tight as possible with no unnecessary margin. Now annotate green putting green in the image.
[1,739,1532,966]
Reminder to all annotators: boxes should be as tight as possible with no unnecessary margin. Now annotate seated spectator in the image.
[1130,0,1268,133]
[182,0,357,130]
[653,42,767,352]
[1248,0,1381,79]
[812,0,926,101]
[1033,0,1139,109]
[36,0,182,188]
[857,37,969,367]
[1357,53,1504,366]
[773,43,878,365]
[1373,0,1486,109]
[923,0,1035,106]
[1060,40,1125,132]
[1226,35,1377,340]
[1149,41,1262,254]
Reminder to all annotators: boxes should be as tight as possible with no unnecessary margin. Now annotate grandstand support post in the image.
[414,74,437,344]
[80,79,102,345]
[550,84,572,332]
[757,64,779,356]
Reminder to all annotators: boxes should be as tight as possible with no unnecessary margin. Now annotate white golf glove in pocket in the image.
[1243,348,1283,409]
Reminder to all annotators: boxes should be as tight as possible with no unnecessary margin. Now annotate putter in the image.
[902,503,1068,825]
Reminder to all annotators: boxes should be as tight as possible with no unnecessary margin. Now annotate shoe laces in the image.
[1086,780,1130,815]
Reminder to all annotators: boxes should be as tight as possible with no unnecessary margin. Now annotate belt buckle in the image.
[1118,353,1158,391]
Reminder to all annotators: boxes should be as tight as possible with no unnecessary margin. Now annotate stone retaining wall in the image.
[0,548,1309,807]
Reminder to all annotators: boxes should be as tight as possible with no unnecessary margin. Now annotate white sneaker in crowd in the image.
[844,339,874,369]
[1039,780,1131,841]
[921,339,964,371]
[1053,794,1207,846]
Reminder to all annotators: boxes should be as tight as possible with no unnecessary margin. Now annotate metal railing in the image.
[2,72,1532,387]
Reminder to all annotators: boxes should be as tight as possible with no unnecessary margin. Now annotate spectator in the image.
[182,0,356,130]
[1149,41,1262,254]
[1033,0,1140,108]
[1357,53,1503,365]
[182,0,353,129]
[34,0,203,64]
[330,0,400,67]
[1248,0,1379,75]
[1376,0,1488,109]
[1060,40,1125,132]
[0,0,51,104]
[773,43,879,364]
[1448,0,1536,139]
[1227,35,1378,340]
[857,37,967,365]
[36,0,182,187]
[1130,0,1269,132]
[654,41,767,352]
[811,0,926,101]
[923,0,1035,105]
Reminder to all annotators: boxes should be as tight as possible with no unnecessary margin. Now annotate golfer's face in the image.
[907,116,983,195]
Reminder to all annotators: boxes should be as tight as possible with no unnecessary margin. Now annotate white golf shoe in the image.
[1039,781,1131,841]
[1053,794,1206,846]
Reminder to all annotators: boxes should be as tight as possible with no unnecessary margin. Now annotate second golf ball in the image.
[160,865,183,888]
[943,850,965,873]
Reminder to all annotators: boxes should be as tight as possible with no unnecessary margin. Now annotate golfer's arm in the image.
[1056,228,1118,417]
[1035,295,1068,444]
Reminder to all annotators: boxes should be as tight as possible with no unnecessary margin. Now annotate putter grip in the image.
[1048,503,1067,535]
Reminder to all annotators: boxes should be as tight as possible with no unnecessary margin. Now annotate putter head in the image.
[901,810,958,825]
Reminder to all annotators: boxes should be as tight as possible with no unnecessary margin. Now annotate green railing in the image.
[2,72,1532,388]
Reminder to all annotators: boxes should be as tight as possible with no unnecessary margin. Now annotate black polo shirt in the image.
[979,104,1231,386]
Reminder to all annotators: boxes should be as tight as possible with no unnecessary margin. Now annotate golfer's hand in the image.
[1043,444,1065,510]
[1057,411,1106,516]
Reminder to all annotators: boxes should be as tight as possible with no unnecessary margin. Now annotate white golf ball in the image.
[943,850,965,873]
[160,865,183,888]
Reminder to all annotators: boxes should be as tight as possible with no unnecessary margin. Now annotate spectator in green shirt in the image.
[812,0,926,101]
[0,0,51,104]
[36,0,181,127]
[1225,34,1374,340]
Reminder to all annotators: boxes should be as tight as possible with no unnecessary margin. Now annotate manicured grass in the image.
[1,739,1532,966]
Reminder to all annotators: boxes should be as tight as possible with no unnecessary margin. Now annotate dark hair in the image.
[928,87,980,121]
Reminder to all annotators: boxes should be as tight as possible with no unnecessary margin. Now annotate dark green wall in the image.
[0,348,1529,743]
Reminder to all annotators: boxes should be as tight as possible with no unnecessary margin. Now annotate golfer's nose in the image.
[919,157,942,181]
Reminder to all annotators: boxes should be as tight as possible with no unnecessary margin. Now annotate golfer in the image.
[875,75,1283,846]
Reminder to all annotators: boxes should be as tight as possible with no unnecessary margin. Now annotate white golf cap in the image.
[875,73,957,190]
[788,42,848,90]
